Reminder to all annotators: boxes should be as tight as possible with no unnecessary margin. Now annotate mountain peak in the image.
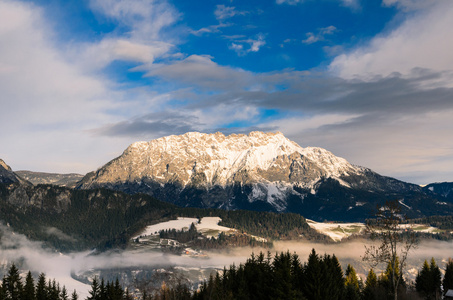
[82,131,356,191]
[0,159,12,171]
[77,131,445,220]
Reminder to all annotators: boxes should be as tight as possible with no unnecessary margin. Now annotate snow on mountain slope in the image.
[80,131,357,189]
[77,131,448,221]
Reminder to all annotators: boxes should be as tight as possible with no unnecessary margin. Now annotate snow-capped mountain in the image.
[77,132,452,221]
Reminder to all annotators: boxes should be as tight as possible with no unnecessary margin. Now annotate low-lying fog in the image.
[1,224,452,298]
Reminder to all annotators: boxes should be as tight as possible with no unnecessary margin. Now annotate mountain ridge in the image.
[76,131,452,221]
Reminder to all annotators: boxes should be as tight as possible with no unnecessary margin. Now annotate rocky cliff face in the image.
[79,131,357,188]
[0,159,30,186]
[77,132,453,221]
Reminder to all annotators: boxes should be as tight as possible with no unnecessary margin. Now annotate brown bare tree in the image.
[363,200,418,300]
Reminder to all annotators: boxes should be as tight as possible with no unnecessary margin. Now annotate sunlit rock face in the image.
[77,132,450,221]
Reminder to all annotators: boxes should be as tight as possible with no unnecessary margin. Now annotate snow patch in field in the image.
[306,219,365,242]
[134,217,237,240]
[196,217,233,235]
[133,217,198,239]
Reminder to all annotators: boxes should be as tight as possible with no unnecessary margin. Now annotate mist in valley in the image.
[2,223,452,297]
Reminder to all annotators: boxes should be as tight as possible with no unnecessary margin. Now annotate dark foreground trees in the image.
[2,252,453,300]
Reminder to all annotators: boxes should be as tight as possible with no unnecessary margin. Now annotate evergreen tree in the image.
[302,249,323,300]
[416,258,441,300]
[87,278,100,300]
[60,287,68,300]
[344,264,360,300]
[1,281,5,300]
[443,259,453,296]
[429,258,442,300]
[362,269,378,300]
[35,274,46,300]
[323,254,344,300]
[272,251,294,300]
[4,264,23,300]
[70,290,77,300]
[22,272,35,300]
[112,279,123,300]
[99,279,106,300]
[416,260,432,299]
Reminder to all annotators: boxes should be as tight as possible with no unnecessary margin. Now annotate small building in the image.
[445,289,453,299]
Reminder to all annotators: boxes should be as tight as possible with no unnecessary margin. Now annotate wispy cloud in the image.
[330,1,453,80]
[214,5,248,20]
[228,33,266,55]
[277,0,359,9]
[80,0,181,69]
[302,26,337,44]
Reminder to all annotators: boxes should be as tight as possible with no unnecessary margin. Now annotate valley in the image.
[2,132,453,299]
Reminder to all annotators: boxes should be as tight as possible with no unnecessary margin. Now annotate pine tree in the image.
[70,290,77,300]
[345,264,360,300]
[416,258,441,300]
[416,260,430,297]
[1,280,6,300]
[4,264,23,300]
[323,254,344,300]
[87,278,100,300]
[60,287,68,300]
[22,272,35,300]
[99,279,106,300]
[443,259,453,297]
[35,274,46,300]
[113,279,123,300]
[362,269,378,300]
[302,249,323,300]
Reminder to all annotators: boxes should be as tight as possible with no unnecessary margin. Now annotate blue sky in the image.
[1,0,453,184]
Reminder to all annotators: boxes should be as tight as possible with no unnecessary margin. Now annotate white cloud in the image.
[330,1,453,79]
[302,26,337,44]
[144,55,254,90]
[276,0,302,5]
[382,0,436,11]
[277,0,359,8]
[190,23,232,36]
[77,0,180,70]
[89,0,179,41]
[228,33,266,56]
[78,39,173,71]
[214,5,247,20]
[0,0,166,173]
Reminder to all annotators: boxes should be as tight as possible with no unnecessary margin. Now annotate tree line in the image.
[2,251,453,300]
[167,250,453,300]
[0,265,130,300]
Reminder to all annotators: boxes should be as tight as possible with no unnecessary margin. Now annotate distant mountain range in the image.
[76,131,453,221]
[15,170,83,188]
[1,132,453,251]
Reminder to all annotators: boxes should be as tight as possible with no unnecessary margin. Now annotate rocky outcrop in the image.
[74,131,452,221]
[0,159,31,186]
[78,131,357,190]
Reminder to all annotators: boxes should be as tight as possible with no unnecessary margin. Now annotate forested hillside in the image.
[0,182,324,252]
